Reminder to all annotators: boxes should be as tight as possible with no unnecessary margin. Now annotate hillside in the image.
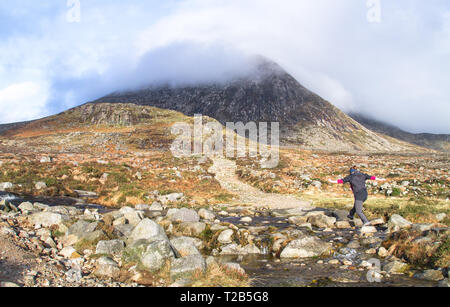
[349,113,450,153]
[93,59,424,152]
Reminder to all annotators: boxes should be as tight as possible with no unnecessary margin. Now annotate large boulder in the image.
[170,237,201,256]
[141,240,175,271]
[170,255,206,281]
[167,208,200,223]
[280,235,332,258]
[127,218,168,244]
[29,212,66,227]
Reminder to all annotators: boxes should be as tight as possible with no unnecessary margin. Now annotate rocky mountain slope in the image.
[348,113,450,153]
[93,59,423,152]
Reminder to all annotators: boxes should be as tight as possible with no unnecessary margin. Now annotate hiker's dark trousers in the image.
[349,190,369,224]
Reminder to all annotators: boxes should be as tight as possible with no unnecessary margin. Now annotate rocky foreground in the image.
[0,193,448,287]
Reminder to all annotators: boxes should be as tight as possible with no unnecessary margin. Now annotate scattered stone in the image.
[280,235,332,258]
[141,240,175,271]
[178,222,206,236]
[308,214,336,229]
[218,229,234,244]
[170,237,201,256]
[0,182,14,191]
[96,240,125,255]
[435,213,447,222]
[377,247,389,258]
[29,212,65,227]
[360,226,377,234]
[240,217,252,223]
[198,208,215,221]
[128,218,168,244]
[34,182,47,190]
[94,257,120,279]
[336,221,351,229]
[383,261,408,274]
[413,270,444,281]
[387,214,412,232]
[167,208,200,223]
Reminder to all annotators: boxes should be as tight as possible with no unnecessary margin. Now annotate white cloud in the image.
[0,81,49,123]
[0,0,449,133]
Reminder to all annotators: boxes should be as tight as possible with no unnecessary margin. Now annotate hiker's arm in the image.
[329,175,350,184]
[365,173,386,181]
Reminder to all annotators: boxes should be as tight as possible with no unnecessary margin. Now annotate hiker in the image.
[329,166,385,226]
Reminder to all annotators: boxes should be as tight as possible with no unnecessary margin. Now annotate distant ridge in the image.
[348,113,449,153]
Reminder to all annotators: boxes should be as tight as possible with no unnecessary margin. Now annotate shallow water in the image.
[2,194,442,287]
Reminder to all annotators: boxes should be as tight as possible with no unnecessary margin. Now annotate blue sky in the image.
[0,0,449,133]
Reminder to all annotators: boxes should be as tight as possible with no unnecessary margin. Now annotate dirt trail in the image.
[208,156,313,210]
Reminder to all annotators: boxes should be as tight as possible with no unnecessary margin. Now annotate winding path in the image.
[208,156,313,210]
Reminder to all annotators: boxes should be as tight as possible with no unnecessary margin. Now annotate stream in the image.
[1,192,440,287]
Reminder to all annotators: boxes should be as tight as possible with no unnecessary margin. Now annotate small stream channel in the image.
[1,192,440,287]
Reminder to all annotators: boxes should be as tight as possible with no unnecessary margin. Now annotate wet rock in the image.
[413,270,444,281]
[240,217,252,223]
[370,218,385,226]
[438,278,450,287]
[96,240,125,255]
[74,190,98,198]
[329,271,363,283]
[218,229,234,244]
[198,208,215,221]
[170,255,206,281]
[127,218,168,244]
[336,221,351,229]
[387,214,412,232]
[94,257,120,279]
[280,235,332,258]
[383,261,408,274]
[167,208,200,223]
[307,214,336,229]
[220,244,243,255]
[360,226,377,234]
[0,282,20,287]
[288,216,309,225]
[240,244,261,255]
